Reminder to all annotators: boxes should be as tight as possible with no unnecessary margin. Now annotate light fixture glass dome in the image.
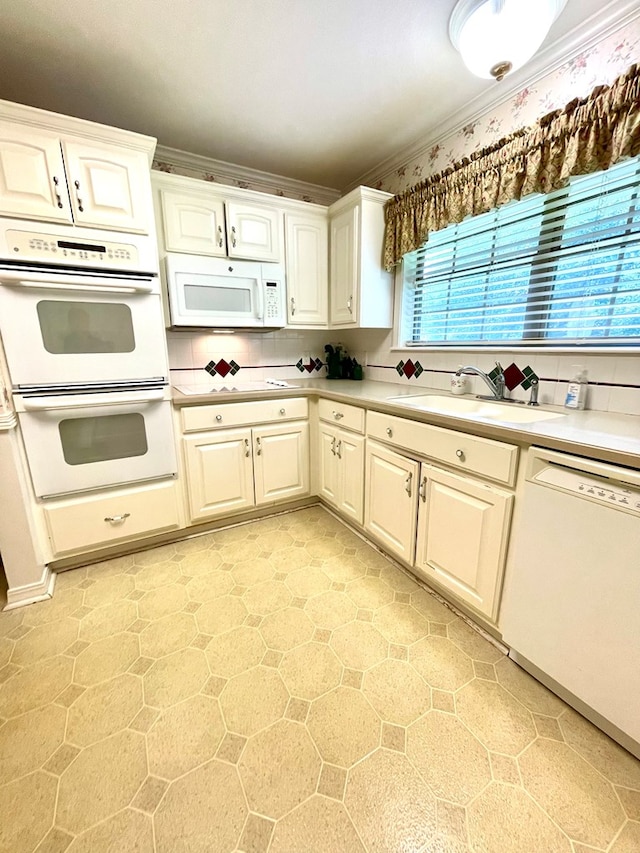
[449,0,568,81]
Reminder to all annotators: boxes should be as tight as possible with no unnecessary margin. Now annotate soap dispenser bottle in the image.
[564,366,588,410]
[450,365,468,395]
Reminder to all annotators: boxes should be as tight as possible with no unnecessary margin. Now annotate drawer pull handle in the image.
[336,439,342,459]
[455,449,465,461]
[333,411,344,420]
[386,427,393,437]
[405,472,413,497]
[104,513,131,524]
[279,408,286,415]
[419,476,427,503]
[244,437,250,457]
[215,415,223,422]
[256,436,262,456]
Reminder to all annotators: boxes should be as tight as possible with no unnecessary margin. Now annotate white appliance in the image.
[0,264,168,389]
[501,447,640,758]
[13,386,176,498]
[165,252,286,329]
[0,221,176,498]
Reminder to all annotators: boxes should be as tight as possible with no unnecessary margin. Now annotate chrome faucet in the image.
[455,363,507,401]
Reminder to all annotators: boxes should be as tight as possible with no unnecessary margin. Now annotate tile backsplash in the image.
[166,327,640,415]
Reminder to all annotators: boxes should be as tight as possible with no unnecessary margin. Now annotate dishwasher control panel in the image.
[532,465,640,515]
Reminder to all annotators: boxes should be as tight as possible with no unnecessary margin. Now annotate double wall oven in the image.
[0,220,176,499]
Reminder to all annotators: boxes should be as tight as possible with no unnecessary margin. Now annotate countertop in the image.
[172,379,640,469]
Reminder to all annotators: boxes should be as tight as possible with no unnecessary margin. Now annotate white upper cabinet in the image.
[329,186,393,329]
[0,104,156,234]
[0,124,72,223]
[62,140,152,233]
[226,200,281,262]
[161,190,226,256]
[155,174,285,263]
[285,210,328,327]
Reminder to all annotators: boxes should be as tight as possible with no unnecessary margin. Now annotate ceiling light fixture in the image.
[449,0,568,81]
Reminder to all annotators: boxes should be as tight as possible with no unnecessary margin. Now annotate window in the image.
[401,155,640,347]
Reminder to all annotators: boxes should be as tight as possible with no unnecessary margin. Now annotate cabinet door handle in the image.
[336,439,342,459]
[52,176,64,209]
[216,414,223,422]
[231,225,237,248]
[347,296,353,314]
[386,427,393,437]
[455,449,465,461]
[217,225,223,248]
[405,472,413,497]
[74,179,84,213]
[104,513,130,524]
[333,411,344,420]
[244,438,250,457]
[256,436,262,455]
[290,297,296,316]
[419,476,427,503]
[331,436,336,456]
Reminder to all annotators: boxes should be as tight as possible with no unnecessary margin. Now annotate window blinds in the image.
[402,156,640,346]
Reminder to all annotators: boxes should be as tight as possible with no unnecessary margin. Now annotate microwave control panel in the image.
[265,280,285,325]
[5,230,139,269]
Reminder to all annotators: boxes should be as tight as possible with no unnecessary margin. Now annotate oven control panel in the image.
[5,230,139,269]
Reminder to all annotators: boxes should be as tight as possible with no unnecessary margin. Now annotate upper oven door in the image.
[0,268,168,388]
[165,254,264,328]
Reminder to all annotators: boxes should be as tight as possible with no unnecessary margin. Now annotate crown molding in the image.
[351,0,640,192]
[153,144,341,206]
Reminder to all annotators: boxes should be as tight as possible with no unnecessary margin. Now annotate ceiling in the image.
[0,0,633,191]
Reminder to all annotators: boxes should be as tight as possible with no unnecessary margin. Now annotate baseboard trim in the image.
[4,566,55,610]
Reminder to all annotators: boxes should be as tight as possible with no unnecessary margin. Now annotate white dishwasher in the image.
[501,447,640,758]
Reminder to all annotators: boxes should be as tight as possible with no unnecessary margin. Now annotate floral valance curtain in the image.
[383,64,640,271]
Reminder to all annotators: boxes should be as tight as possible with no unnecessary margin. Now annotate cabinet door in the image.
[318,424,339,506]
[0,123,72,223]
[184,429,254,521]
[285,212,328,326]
[253,421,309,505]
[226,201,281,262]
[336,430,365,525]
[415,464,513,620]
[330,204,358,326]
[62,140,152,233]
[364,441,418,563]
[161,190,226,256]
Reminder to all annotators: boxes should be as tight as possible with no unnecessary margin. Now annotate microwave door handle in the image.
[255,279,264,321]
[19,390,166,411]
[0,269,154,293]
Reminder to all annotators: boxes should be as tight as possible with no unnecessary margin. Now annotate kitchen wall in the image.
[163,16,640,413]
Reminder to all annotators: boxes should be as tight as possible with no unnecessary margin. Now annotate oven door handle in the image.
[19,390,166,410]
[0,269,155,293]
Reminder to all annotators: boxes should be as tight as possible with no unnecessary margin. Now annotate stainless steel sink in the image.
[387,394,565,424]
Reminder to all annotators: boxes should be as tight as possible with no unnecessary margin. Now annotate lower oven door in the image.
[14,388,177,498]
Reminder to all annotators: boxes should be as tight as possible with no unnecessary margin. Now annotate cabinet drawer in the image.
[318,399,365,433]
[367,411,518,486]
[181,398,308,432]
[44,479,181,556]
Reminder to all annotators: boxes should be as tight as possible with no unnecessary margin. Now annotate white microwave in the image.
[165,253,286,329]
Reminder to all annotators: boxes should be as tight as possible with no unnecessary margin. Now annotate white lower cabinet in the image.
[44,479,181,556]
[364,438,514,621]
[184,420,309,522]
[415,464,513,620]
[318,423,365,524]
[364,442,419,563]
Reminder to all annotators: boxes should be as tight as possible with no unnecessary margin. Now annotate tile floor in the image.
[1,506,639,853]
